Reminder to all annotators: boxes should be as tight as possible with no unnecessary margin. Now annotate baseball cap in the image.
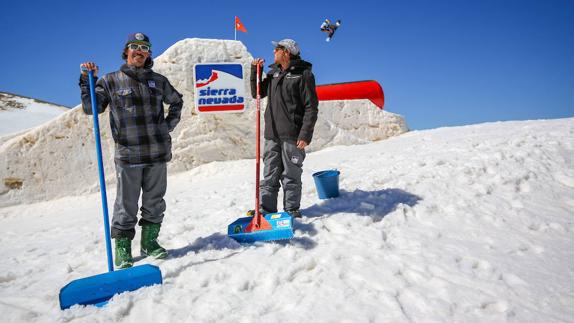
[126,32,151,47]
[271,39,300,56]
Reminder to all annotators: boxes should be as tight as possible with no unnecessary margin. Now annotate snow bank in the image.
[0,39,407,206]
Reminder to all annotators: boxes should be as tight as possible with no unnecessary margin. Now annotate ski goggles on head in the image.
[127,43,150,52]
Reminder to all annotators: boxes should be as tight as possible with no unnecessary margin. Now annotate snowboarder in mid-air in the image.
[320,19,341,42]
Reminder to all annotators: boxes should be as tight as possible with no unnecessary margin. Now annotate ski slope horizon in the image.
[0,117,572,322]
[0,92,69,138]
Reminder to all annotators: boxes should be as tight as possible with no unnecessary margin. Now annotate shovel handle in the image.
[255,64,261,220]
[88,71,114,272]
[245,64,272,232]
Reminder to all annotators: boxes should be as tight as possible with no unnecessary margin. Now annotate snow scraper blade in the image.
[227,64,294,243]
[59,264,162,309]
[228,212,294,243]
[59,70,162,310]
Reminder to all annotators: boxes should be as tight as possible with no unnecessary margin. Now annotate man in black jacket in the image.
[79,32,183,268]
[251,39,319,218]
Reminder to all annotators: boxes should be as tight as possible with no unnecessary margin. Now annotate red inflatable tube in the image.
[316,80,385,109]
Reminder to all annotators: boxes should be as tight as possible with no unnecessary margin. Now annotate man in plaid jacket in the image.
[79,32,183,268]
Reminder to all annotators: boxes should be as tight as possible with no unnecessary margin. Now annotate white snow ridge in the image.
[1,39,573,322]
[0,92,68,141]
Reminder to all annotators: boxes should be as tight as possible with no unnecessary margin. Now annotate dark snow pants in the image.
[260,139,306,213]
[111,161,167,240]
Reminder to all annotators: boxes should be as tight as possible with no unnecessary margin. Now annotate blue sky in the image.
[1,0,572,129]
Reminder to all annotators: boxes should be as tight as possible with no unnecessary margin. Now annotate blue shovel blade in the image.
[59,264,162,310]
[228,212,294,243]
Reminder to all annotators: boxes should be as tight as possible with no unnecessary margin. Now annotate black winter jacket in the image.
[251,59,319,143]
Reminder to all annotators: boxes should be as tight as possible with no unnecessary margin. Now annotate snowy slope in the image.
[0,91,69,138]
[0,118,572,322]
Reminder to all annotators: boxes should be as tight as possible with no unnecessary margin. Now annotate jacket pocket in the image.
[113,88,136,145]
[115,88,135,110]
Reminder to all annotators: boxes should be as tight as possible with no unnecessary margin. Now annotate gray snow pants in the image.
[111,161,167,240]
[260,139,306,213]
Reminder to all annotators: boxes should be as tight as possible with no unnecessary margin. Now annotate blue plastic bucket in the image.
[312,170,340,199]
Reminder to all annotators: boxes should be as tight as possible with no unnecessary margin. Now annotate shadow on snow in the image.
[158,188,420,259]
[294,188,422,236]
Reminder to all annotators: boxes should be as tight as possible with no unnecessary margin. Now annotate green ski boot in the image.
[140,223,168,259]
[114,237,133,269]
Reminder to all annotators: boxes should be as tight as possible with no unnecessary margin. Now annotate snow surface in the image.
[0,39,407,206]
[0,118,573,322]
[0,92,68,139]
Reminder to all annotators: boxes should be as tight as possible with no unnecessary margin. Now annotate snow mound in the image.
[0,38,407,206]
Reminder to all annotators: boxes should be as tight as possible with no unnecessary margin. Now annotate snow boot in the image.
[246,208,268,216]
[140,223,168,259]
[114,237,134,269]
[287,209,302,218]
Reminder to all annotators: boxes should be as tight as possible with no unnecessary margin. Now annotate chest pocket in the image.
[114,88,136,111]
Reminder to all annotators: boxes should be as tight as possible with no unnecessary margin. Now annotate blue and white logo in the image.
[194,63,245,113]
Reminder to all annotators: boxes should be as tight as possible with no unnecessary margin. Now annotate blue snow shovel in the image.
[59,69,162,310]
[227,64,294,242]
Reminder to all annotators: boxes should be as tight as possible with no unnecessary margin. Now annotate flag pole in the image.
[234,17,237,40]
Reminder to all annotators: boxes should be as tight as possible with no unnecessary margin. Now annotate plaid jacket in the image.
[80,64,183,165]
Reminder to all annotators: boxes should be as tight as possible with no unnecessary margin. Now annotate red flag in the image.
[235,16,247,33]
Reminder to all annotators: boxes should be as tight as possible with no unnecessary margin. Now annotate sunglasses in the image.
[127,43,150,52]
[274,46,286,52]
